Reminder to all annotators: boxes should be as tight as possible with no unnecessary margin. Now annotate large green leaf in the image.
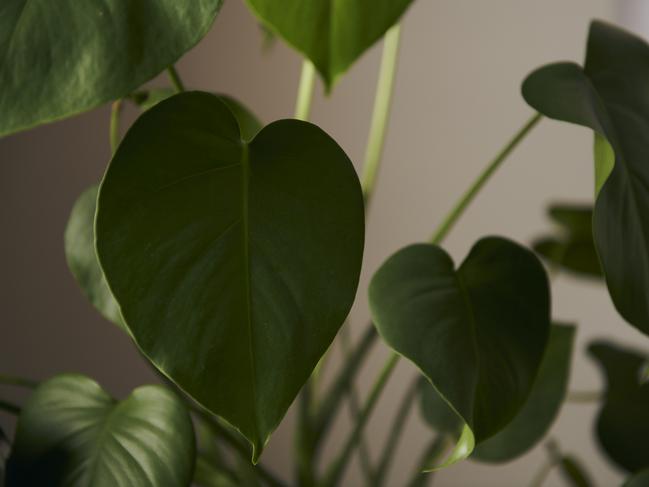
[473,324,575,462]
[244,0,413,88]
[96,91,365,461]
[624,469,649,487]
[533,204,602,279]
[0,0,222,136]
[370,237,550,468]
[5,374,194,486]
[64,94,261,331]
[522,21,649,335]
[588,341,649,473]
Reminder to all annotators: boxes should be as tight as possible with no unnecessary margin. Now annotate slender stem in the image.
[405,435,452,487]
[322,353,400,487]
[0,399,21,415]
[339,325,374,481]
[167,66,186,93]
[294,60,316,121]
[361,24,402,207]
[110,99,123,155]
[566,390,602,403]
[429,113,542,244]
[0,374,38,389]
[371,379,419,486]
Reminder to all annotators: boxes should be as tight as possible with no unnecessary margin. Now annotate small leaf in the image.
[244,0,414,89]
[473,323,576,462]
[96,91,365,460]
[370,237,550,468]
[64,185,124,329]
[624,469,649,487]
[6,374,194,486]
[532,204,602,279]
[588,341,649,472]
[522,21,649,335]
[0,0,223,136]
[65,95,261,330]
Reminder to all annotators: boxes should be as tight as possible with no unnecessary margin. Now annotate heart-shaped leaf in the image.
[65,94,261,331]
[96,91,365,460]
[588,341,649,473]
[472,323,575,462]
[533,204,602,279]
[522,21,649,335]
[370,237,550,468]
[0,0,222,136]
[244,0,414,88]
[6,374,194,486]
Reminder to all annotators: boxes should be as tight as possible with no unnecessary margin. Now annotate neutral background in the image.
[1,1,646,485]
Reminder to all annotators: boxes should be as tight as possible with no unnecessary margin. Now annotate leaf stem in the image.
[167,66,186,93]
[429,113,542,244]
[361,24,403,207]
[322,353,400,487]
[0,374,38,389]
[110,99,123,154]
[371,379,419,486]
[294,60,316,121]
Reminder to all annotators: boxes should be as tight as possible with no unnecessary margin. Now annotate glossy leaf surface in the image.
[65,95,261,330]
[533,205,602,279]
[0,0,222,136]
[473,324,575,462]
[96,91,365,460]
[523,21,649,335]
[6,374,194,486]
[370,237,550,467]
[589,341,649,472]
[245,0,413,88]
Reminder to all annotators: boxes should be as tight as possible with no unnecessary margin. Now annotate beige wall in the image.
[2,1,644,485]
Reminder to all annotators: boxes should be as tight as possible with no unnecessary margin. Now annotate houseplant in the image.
[1,2,648,485]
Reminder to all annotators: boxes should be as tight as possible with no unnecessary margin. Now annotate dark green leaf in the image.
[244,0,413,89]
[624,469,649,487]
[6,374,194,486]
[588,341,649,472]
[96,91,365,461]
[128,90,262,142]
[64,185,124,329]
[65,95,261,330]
[370,237,550,468]
[473,323,576,462]
[558,455,593,487]
[522,21,649,335]
[0,0,223,136]
[419,379,463,437]
[533,205,602,279]
[193,457,239,487]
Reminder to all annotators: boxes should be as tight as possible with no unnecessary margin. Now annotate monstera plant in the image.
[1,2,648,486]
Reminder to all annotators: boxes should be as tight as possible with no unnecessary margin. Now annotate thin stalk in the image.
[370,379,419,486]
[566,390,602,403]
[405,435,451,487]
[110,99,123,154]
[321,353,399,487]
[292,57,318,486]
[429,113,542,244]
[329,112,543,481]
[339,325,373,481]
[0,374,38,389]
[294,61,316,121]
[167,66,186,93]
[0,399,21,415]
[361,24,403,206]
